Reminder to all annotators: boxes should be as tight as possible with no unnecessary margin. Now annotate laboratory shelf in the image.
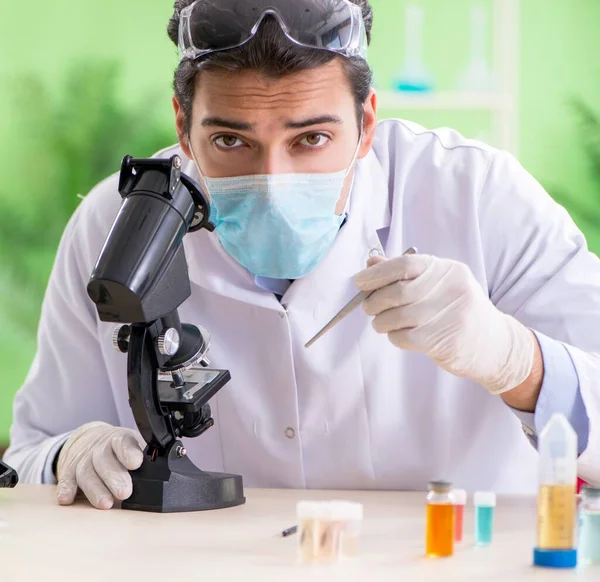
[376,0,520,155]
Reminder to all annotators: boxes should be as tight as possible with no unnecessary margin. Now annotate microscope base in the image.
[122,442,245,513]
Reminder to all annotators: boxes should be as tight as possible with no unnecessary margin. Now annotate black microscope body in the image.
[86,155,245,513]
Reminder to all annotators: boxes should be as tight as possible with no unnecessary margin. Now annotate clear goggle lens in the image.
[178,0,368,61]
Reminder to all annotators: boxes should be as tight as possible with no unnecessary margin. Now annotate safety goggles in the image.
[178,0,368,62]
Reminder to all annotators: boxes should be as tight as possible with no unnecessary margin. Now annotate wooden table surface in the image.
[1,486,597,581]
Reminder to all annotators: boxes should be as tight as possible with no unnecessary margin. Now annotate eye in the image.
[299,133,330,148]
[213,135,245,149]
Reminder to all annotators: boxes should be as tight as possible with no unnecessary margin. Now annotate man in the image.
[4,0,600,510]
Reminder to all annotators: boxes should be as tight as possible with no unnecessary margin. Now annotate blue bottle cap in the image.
[533,548,577,568]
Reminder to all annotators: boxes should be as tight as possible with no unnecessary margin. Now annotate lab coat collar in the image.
[183,148,391,312]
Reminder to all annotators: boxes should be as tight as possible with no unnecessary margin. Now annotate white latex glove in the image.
[56,421,145,510]
[354,253,535,395]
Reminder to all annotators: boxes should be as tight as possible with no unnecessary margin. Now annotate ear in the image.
[173,95,193,159]
[358,88,377,159]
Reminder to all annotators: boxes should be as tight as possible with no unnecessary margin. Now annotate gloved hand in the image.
[354,253,535,395]
[56,421,145,510]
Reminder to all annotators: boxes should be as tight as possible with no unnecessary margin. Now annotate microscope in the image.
[87,155,245,513]
[0,460,18,488]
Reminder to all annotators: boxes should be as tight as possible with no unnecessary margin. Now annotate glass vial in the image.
[296,500,363,564]
[297,501,342,564]
[474,492,496,546]
[337,502,363,557]
[453,489,467,543]
[579,486,600,565]
[426,481,455,558]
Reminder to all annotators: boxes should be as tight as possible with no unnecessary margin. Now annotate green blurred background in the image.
[1,0,599,448]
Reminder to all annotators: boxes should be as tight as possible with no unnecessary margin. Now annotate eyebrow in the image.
[200,114,344,132]
[285,115,343,129]
[201,117,254,131]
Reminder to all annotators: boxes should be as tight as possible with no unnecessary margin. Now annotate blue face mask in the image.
[190,141,361,280]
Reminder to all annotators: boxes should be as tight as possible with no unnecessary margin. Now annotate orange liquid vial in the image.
[426,503,455,558]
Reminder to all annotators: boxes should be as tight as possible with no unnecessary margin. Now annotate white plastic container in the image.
[296,500,364,564]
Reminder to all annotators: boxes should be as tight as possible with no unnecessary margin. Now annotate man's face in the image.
[175,60,377,214]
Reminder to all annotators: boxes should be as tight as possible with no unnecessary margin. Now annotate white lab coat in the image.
[5,119,600,493]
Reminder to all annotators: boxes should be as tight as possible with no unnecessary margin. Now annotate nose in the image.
[259,147,293,175]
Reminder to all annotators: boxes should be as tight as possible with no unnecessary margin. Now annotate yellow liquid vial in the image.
[426,503,455,558]
[536,484,576,549]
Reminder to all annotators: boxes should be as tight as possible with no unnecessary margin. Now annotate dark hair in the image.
[167,0,374,137]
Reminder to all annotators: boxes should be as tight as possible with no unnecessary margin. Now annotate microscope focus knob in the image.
[158,328,181,357]
[112,324,131,354]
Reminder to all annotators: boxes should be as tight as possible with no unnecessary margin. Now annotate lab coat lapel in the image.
[281,150,391,321]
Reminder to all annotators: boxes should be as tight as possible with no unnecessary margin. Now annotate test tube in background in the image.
[533,413,578,569]
[395,3,434,92]
[452,489,467,543]
[425,481,455,558]
[474,492,496,546]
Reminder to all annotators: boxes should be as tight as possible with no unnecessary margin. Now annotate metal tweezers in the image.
[304,247,418,348]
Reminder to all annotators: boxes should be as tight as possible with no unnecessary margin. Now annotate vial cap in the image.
[538,414,578,485]
[428,480,453,493]
[533,548,577,569]
[297,501,322,519]
[329,501,364,521]
[452,489,467,505]
[474,491,496,507]
[296,500,363,521]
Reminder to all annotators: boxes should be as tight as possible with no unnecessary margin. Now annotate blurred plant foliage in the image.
[0,61,175,336]
[552,99,600,249]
